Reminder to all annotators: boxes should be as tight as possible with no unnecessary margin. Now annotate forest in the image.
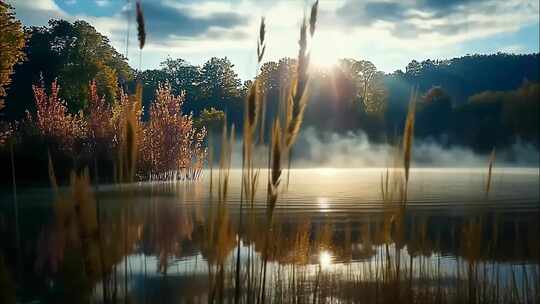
[1,11,539,183]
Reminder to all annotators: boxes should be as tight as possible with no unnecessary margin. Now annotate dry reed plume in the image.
[135,1,145,50]
[242,17,266,205]
[257,17,266,64]
[258,3,319,303]
[266,0,319,223]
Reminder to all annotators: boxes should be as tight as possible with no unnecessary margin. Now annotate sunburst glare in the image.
[319,250,334,269]
[310,34,343,68]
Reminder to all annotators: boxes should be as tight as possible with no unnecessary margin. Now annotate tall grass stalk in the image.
[284,0,318,188]
[258,3,318,302]
[235,17,266,304]
[402,91,416,203]
[9,141,21,284]
[485,148,496,199]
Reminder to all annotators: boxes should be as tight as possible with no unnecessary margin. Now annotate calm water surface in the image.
[1,168,539,303]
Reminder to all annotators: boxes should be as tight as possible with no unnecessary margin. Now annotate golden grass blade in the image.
[485,148,496,198]
[267,120,282,216]
[271,123,282,190]
[403,92,416,184]
[218,120,227,202]
[246,80,259,134]
[223,124,235,202]
[258,93,267,145]
[285,72,310,147]
[208,134,213,193]
[284,1,318,148]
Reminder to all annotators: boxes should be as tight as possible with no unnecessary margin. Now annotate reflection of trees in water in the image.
[3,184,539,303]
[233,211,539,265]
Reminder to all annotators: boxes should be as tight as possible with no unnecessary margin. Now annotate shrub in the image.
[30,79,86,153]
[139,84,206,180]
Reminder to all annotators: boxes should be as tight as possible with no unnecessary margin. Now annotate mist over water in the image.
[291,127,540,168]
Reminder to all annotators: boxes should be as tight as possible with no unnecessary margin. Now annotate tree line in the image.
[0,11,538,182]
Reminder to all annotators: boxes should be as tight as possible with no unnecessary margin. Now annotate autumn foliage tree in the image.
[0,2,25,106]
[31,79,86,152]
[29,79,206,181]
[139,84,206,180]
[0,3,25,145]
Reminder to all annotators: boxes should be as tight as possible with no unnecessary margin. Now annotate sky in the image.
[8,0,540,80]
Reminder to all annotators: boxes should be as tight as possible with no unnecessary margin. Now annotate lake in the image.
[1,168,539,303]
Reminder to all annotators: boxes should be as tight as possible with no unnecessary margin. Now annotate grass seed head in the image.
[309,0,319,37]
[403,92,416,183]
[136,1,146,50]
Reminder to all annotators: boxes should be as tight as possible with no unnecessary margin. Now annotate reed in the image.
[267,120,282,220]
[285,22,309,148]
[284,0,318,148]
[257,17,266,65]
[401,91,416,204]
[135,1,145,50]
[258,3,319,302]
[309,0,319,37]
[485,148,496,198]
[115,82,141,183]
[380,145,406,204]
[235,17,267,304]
[402,92,416,186]
[218,120,234,204]
[281,1,318,188]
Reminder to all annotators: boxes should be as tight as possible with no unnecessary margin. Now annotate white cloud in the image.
[5,0,538,77]
[95,0,111,7]
[7,0,66,25]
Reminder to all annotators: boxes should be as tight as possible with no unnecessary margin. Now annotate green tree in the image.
[195,107,225,134]
[53,20,131,109]
[199,57,242,123]
[136,57,202,119]
[338,59,387,114]
[416,86,453,139]
[199,57,241,101]
[160,57,200,95]
[4,19,132,118]
[0,2,25,108]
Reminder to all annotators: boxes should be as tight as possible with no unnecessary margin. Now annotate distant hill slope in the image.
[386,53,540,109]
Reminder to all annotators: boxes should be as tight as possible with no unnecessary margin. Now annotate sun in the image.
[310,34,343,68]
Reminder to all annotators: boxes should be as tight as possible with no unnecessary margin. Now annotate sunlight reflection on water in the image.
[319,250,334,269]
